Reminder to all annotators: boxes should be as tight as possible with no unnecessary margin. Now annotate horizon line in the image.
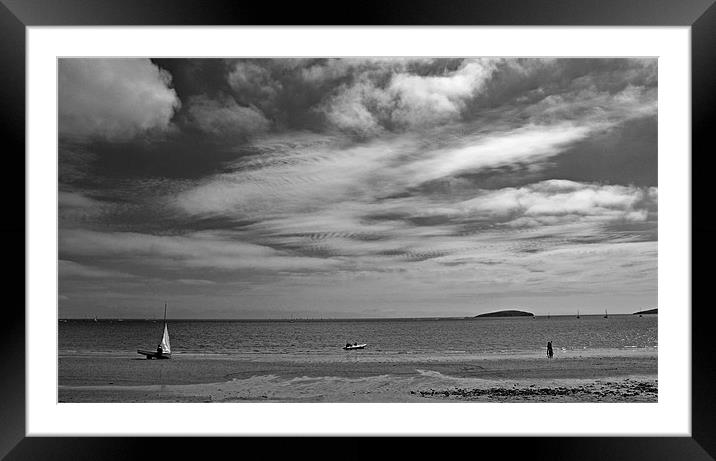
[59,312,657,321]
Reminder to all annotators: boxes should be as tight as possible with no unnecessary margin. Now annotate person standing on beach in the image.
[547,341,554,359]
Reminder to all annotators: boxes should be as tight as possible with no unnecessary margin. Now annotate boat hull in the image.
[342,344,367,350]
[137,349,171,359]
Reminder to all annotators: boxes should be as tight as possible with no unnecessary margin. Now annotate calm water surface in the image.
[59,315,657,357]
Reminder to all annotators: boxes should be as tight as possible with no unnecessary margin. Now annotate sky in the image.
[57,58,658,319]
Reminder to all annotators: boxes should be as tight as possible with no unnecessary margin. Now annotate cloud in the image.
[299,59,355,83]
[170,116,652,232]
[59,191,97,209]
[227,61,283,108]
[319,59,499,135]
[168,133,657,277]
[57,58,658,316]
[59,59,181,140]
[163,58,656,142]
[184,94,270,138]
[59,229,339,272]
[58,188,150,227]
[59,259,136,279]
[314,58,658,138]
[456,180,654,227]
[58,190,112,223]
[176,278,217,285]
[388,59,498,127]
[297,58,441,88]
[320,79,386,137]
[402,123,594,185]
[520,85,657,125]
[172,133,402,217]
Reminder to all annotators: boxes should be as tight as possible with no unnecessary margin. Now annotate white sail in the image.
[160,323,171,353]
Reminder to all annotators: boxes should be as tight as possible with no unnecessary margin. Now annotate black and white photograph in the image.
[57,57,658,403]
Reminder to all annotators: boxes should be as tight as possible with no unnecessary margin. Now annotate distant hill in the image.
[633,308,658,315]
[474,310,534,318]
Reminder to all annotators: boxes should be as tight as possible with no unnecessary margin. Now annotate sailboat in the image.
[604,309,608,319]
[137,302,172,359]
[576,310,580,319]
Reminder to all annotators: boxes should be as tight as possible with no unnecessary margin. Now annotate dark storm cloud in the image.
[183,94,270,139]
[152,59,233,99]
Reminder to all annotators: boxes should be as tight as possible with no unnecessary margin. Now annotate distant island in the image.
[633,308,658,315]
[474,310,534,318]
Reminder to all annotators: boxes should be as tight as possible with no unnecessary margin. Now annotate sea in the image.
[59,314,657,359]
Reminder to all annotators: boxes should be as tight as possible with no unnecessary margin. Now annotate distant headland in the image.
[474,310,534,318]
[633,308,658,315]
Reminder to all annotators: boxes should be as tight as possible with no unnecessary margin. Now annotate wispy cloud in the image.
[59,229,340,272]
[59,259,137,279]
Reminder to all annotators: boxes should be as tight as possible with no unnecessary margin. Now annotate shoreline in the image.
[59,375,658,403]
[58,352,657,403]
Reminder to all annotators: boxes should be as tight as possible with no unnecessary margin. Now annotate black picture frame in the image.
[3,0,714,458]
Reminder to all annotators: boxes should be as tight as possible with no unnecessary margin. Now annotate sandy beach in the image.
[59,351,657,402]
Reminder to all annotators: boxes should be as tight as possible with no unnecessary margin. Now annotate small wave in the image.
[299,374,392,384]
[415,369,451,379]
[229,374,280,383]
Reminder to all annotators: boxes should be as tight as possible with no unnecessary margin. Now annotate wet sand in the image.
[58,352,657,403]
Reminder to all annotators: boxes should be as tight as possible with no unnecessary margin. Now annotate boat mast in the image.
[164,302,167,324]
